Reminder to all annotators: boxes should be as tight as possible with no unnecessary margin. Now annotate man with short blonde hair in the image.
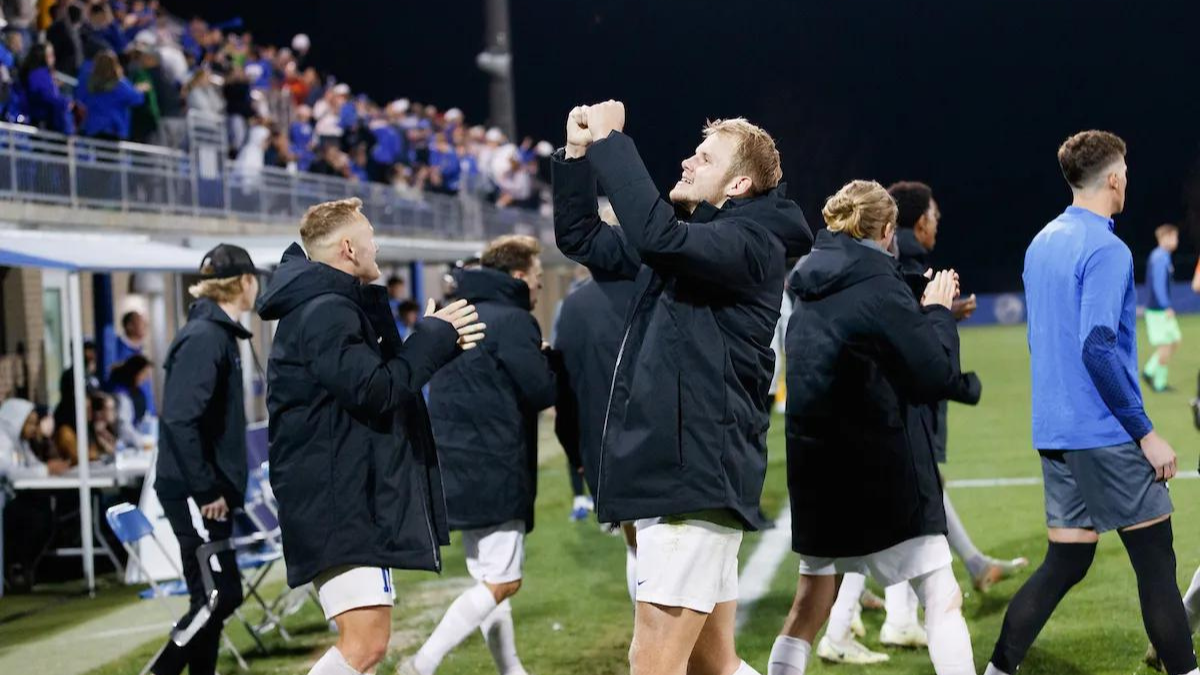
[554,101,813,675]
[256,200,485,675]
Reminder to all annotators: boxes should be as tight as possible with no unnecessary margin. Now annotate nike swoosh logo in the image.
[637,580,646,586]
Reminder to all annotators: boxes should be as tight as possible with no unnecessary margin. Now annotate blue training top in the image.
[1024,205,1151,450]
[1146,246,1173,311]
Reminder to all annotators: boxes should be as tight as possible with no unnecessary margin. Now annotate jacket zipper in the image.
[418,477,441,569]
[596,283,653,509]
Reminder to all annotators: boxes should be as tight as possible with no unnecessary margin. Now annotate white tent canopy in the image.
[0,230,206,272]
[0,230,215,592]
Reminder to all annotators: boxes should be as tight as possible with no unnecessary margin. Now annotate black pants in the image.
[2,492,55,591]
[152,497,243,675]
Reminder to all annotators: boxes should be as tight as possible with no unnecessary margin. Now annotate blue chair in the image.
[104,503,189,600]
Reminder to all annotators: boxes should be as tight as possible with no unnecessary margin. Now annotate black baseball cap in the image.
[198,244,267,279]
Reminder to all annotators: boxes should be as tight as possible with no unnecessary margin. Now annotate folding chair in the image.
[105,503,249,674]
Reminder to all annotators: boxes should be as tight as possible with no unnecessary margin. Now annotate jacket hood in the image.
[788,229,901,301]
[255,243,363,321]
[699,182,813,258]
[0,398,34,443]
[188,297,252,339]
[455,267,532,311]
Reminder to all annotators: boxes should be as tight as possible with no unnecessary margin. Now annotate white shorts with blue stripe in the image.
[313,565,397,620]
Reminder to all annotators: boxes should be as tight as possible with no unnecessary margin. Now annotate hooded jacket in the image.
[156,298,252,507]
[784,230,969,556]
[256,244,461,587]
[553,273,639,496]
[428,268,557,532]
[552,131,813,529]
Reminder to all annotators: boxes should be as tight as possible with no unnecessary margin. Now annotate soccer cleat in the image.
[816,635,890,664]
[850,604,866,638]
[569,495,595,522]
[1144,643,1164,672]
[973,556,1030,592]
[880,621,929,649]
[860,588,885,611]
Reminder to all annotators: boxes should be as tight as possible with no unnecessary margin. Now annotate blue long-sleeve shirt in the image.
[80,80,145,140]
[1025,205,1152,450]
[22,68,75,134]
[1147,246,1173,310]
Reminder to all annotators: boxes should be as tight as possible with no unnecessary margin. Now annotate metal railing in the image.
[0,115,552,243]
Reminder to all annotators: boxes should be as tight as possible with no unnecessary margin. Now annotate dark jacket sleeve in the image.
[552,149,642,279]
[871,282,965,404]
[549,348,582,468]
[303,298,461,418]
[946,372,982,405]
[494,313,558,412]
[586,131,775,288]
[160,331,223,505]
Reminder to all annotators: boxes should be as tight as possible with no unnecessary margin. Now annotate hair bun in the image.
[821,180,896,241]
[823,193,862,234]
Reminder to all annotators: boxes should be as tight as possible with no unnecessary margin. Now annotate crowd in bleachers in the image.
[0,1,553,209]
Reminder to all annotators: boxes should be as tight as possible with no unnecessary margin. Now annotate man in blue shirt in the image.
[985,132,1197,675]
[1144,224,1181,392]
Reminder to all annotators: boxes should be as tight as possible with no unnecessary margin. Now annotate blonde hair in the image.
[188,276,245,302]
[299,197,364,251]
[703,118,782,196]
[822,180,898,241]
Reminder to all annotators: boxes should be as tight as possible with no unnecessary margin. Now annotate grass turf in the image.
[5,315,1198,674]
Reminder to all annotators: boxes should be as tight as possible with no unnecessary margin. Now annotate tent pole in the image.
[68,271,95,595]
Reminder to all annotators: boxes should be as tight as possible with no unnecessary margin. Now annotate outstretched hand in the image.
[426,299,486,350]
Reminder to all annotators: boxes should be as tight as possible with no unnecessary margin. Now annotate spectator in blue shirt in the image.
[79,50,147,140]
[1143,224,1181,393]
[986,131,1195,675]
[16,43,75,134]
[428,134,461,194]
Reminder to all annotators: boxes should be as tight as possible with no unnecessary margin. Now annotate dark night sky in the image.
[164,0,1200,292]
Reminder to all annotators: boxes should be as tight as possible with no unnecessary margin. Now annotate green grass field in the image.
[8,316,1200,674]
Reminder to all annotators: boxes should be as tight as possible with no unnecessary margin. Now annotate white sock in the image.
[983,664,1010,675]
[480,600,527,675]
[913,565,974,675]
[625,545,638,605]
[414,583,498,674]
[826,573,866,641]
[884,581,920,627]
[309,647,362,675]
[767,635,811,675]
[733,660,762,675]
[1182,565,1200,633]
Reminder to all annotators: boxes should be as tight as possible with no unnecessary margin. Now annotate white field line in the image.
[735,504,793,632]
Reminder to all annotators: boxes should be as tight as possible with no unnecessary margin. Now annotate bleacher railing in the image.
[0,113,550,243]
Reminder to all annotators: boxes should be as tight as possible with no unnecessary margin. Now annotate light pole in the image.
[477,0,516,139]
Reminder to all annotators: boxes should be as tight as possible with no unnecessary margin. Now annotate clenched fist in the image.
[565,106,591,159]
[584,100,625,144]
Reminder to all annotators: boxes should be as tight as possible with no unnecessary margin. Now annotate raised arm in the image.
[551,149,642,279]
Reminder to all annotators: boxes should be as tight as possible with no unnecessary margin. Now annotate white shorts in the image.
[463,520,526,584]
[313,565,396,620]
[798,534,953,587]
[634,517,743,613]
